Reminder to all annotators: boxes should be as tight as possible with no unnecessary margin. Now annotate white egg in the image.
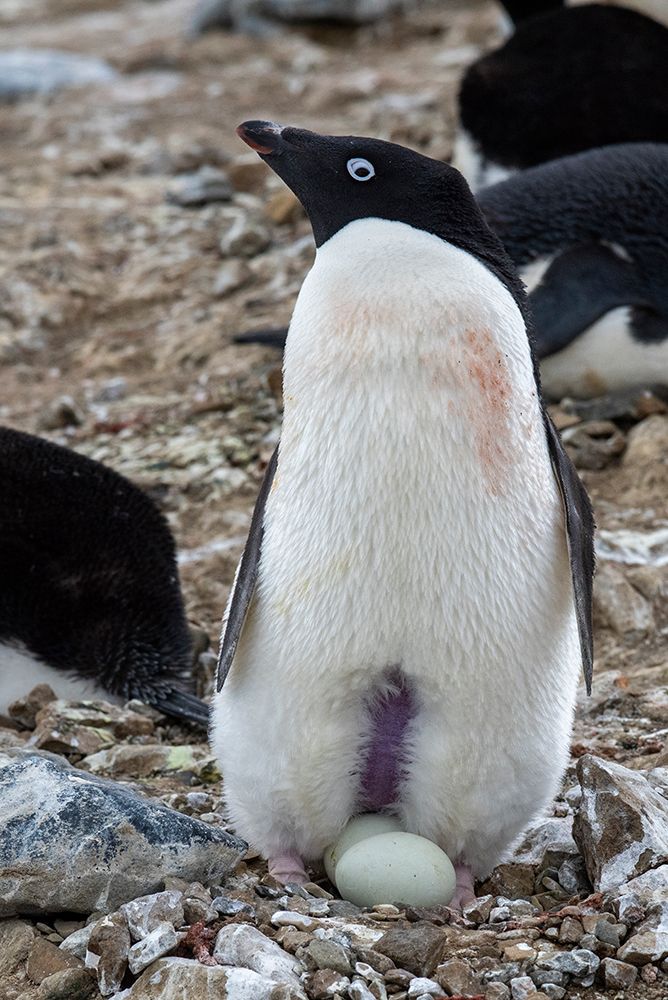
[323,813,405,883]
[334,831,457,908]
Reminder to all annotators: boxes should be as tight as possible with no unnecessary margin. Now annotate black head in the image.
[499,0,563,25]
[237,120,528,315]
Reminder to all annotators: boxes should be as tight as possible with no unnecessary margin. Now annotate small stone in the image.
[510,976,537,1000]
[350,979,377,1000]
[212,895,255,917]
[85,912,130,996]
[463,894,494,924]
[212,922,303,986]
[375,925,446,977]
[503,943,537,963]
[485,985,511,1000]
[540,988,565,1000]
[480,864,537,899]
[540,948,600,979]
[556,857,590,895]
[272,910,317,932]
[639,963,658,983]
[594,918,620,947]
[27,937,83,983]
[561,420,625,470]
[127,922,178,974]
[214,259,252,297]
[227,155,270,193]
[490,906,512,923]
[60,926,94,961]
[38,395,85,430]
[308,968,351,998]
[304,939,352,975]
[220,210,271,257]
[557,917,583,944]
[127,957,305,998]
[121,891,185,941]
[617,900,668,965]
[7,684,56,729]
[601,957,638,989]
[167,165,233,206]
[593,562,655,638]
[36,967,96,1000]
[406,977,442,997]
[355,949,396,975]
[434,957,480,995]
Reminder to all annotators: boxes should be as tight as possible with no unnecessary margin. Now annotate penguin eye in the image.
[347,157,375,182]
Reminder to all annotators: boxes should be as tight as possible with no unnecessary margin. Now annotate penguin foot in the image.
[268,852,309,885]
[449,861,476,911]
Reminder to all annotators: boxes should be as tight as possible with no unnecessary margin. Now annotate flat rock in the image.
[374,924,447,976]
[167,166,233,207]
[213,922,304,987]
[120,891,185,941]
[511,816,578,867]
[0,49,116,102]
[601,957,638,989]
[36,967,98,1000]
[127,921,179,974]
[573,755,668,891]
[617,901,668,965]
[125,957,305,998]
[27,936,83,984]
[0,749,245,916]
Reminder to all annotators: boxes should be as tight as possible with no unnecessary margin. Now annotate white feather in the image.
[451,129,513,193]
[211,219,580,876]
[0,642,114,714]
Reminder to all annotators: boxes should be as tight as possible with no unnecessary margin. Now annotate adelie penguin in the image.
[454,1,668,190]
[0,427,208,726]
[478,143,668,400]
[212,122,594,902]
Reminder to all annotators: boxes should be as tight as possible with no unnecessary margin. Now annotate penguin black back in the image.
[0,427,208,726]
[458,5,668,178]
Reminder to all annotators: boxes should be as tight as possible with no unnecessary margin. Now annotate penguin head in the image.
[237,120,527,314]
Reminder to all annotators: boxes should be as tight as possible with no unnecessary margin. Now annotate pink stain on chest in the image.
[459,328,514,496]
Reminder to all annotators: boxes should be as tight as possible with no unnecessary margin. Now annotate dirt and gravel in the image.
[0,1,667,998]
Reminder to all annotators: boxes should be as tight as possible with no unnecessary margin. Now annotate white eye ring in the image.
[347,157,375,182]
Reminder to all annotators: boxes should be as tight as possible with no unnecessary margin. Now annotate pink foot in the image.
[449,861,476,911]
[268,852,309,886]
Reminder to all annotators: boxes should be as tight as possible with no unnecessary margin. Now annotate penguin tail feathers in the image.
[147,687,210,728]
[233,326,288,349]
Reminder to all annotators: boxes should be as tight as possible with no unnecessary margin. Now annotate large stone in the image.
[125,957,305,998]
[435,956,481,995]
[86,912,130,996]
[120,891,185,941]
[511,816,578,868]
[600,957,638,990]
[374,924,447,977]
[127,921,179,975]
[213,923,304,987]
[0,749,245,916]
[37,967,97,1000]
[617,901,668,966]
[190,0,409,35]
[27,936,83,983]
[0,49,116,102]
[573,755,668,891]
[593,563,655,638]
[0,918,36,996]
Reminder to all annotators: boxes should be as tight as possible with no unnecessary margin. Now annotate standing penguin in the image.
[0,427,208,726]
[212,123,594,902]
[454,3,668,190]
[478,143,668,399]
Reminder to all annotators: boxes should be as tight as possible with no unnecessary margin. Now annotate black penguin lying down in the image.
[453,2,668,190]
[235,143,668,401]
[0,428,209,726]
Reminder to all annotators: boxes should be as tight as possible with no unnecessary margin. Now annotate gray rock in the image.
[593,562,655,638]
[219,209,271,257]
[608,865,668,912]
[212,895,255,917]
[573,755,668,891]
[36,967,97,1000]
[617,901,668,965]
[539,949,600,980]
[127,921,179,974]
[375,924,446,977]
[125,957,304,997]
[601,957,638,989]
[213,923,304,987]
[0,749,245,916]
[485,985,511,1000]
[60,925,95,961]
[541,987,565,1000]
[120,891,185,941]
[462,893,494,923]
[167,166,233,207]
[434,957,480,995]
[406,978,441,998]
[214,259,252,297]
[0,49,116,102]
[190,0,409,36]
[510,976,536,1000]
[85,912,130,996]
[304,938,353,975]
[511,815,578,866]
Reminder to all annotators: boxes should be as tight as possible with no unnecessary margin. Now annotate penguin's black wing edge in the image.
[216,446,279,691]
[233,327,288,349]
[544,413,595,694]
[147,687,211,728]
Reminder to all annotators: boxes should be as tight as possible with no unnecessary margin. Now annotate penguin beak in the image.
[236,120,288,157]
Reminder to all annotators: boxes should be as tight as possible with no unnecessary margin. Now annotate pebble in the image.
[510,976,537,1000]
[212,895,256,918]
[121,891,185,941]
[219,210,271,257]
[60,925,94,961]
[601,956,639,989]
[557,917,583,944]
[214,259,252,296]
[304,938,353,975]
[406,977,442,997]
[85,913,130,996]
[485,985,511,1000]
[272,910,318,932]
[375,925,446,977]
[0,49,116,101]
[167,166,233,207]
[36,967,97,999]
[540,948,600,980]
[127,921,179,974]
[503,943,537,963]
[212,922,304,986]
[463,894,494,924]
[434,957,480,995]
[308,968,351,998]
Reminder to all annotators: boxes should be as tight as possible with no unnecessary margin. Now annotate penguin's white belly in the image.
[212,220,581,874]
[0,642,113,715]
[541,307,668,399]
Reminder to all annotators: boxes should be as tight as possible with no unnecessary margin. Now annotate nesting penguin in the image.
[454,3,668,190]
[212,122,594,902]
[478,143,668,399]
[0,427,208,726]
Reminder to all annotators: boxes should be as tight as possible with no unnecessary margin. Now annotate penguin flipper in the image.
[544,413,595,694]
[216,447,279,691]
[530,243,642,359]
[146,686,210,727]
[233,327,288,349]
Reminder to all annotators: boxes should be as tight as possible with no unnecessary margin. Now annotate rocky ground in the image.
[0,1,667,998]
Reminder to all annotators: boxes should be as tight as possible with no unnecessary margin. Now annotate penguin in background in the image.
[477,143,668,399]
[0,427,209,726]
[212,122,594,901]
[453,2,668,190]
